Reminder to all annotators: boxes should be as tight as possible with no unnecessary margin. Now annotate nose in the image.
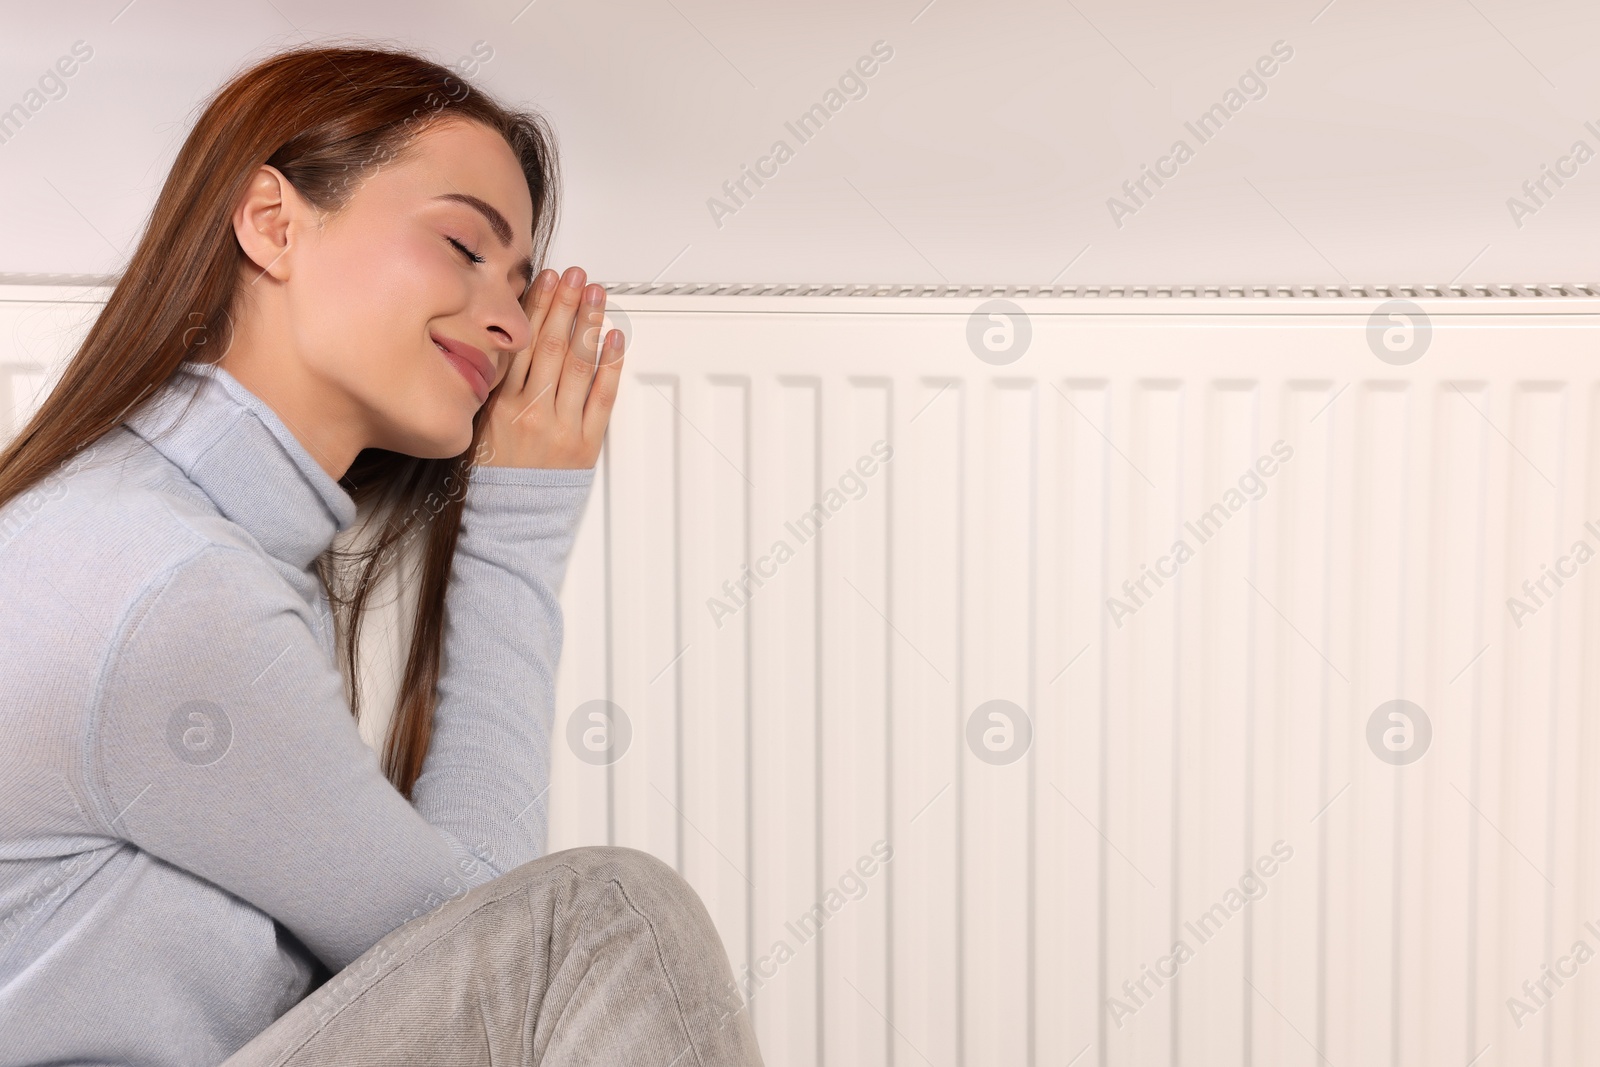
[483,286,534,360]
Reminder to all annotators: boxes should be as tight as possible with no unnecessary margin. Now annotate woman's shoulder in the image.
[0,427,296,792]
[0,426,275,611]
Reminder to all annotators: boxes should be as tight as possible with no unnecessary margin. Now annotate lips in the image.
[432,332,494,403]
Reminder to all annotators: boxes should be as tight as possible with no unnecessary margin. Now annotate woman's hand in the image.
[477,265,625,469]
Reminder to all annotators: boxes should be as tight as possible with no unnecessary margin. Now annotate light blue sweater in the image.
[0,360,595,1065]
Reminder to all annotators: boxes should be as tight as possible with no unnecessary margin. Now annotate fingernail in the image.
[563,267,584,288]
[584,284,604,305]
[537,269,558,293]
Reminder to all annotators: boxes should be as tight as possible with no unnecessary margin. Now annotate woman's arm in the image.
[80,477,581,974]
[408,463,594,876]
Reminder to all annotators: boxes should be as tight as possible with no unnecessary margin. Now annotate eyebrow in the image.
[433,192,535,294]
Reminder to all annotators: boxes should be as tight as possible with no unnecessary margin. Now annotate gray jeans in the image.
[221,846,765,1066]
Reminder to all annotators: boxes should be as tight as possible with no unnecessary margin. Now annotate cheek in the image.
[295,227,466,380]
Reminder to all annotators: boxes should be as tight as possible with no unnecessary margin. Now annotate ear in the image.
[232,165,303,283]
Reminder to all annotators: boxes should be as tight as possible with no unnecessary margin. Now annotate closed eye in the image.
[447,236,485,265]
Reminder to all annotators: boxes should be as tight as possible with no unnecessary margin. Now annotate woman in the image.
[0,43,763,1066]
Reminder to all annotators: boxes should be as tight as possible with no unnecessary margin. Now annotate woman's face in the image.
[227,116,537,468]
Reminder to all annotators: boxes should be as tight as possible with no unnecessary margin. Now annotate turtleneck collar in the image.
[122,360,358,571]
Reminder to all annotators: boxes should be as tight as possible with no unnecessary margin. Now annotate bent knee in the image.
[514,846,730,962]
[496,845,708,921]
[556,844,681,889]
[544,845,696,903]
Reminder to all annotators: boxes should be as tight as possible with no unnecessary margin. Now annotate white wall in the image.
[3,0,1600,286]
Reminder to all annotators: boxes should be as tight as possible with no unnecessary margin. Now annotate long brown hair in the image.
[0,43,561,798]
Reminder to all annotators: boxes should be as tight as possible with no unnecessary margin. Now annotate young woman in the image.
[0,44,763,1066]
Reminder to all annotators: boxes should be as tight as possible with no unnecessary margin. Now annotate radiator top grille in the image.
[5,273,1600,300]
[602,281,1600,299]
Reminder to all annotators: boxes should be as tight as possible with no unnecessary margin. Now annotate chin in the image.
[435,422,478,461]
[386,411,477,462]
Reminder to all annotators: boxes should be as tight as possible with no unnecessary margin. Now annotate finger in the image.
[500,268,557,398]
[555,283,607,425]
[527,266,587,415]
[582,328,626,451]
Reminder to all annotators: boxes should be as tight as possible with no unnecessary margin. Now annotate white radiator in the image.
[5,278,1600,1067]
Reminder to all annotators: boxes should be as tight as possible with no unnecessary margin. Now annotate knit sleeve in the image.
[81,463,594,972]
[407,464,596,872]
